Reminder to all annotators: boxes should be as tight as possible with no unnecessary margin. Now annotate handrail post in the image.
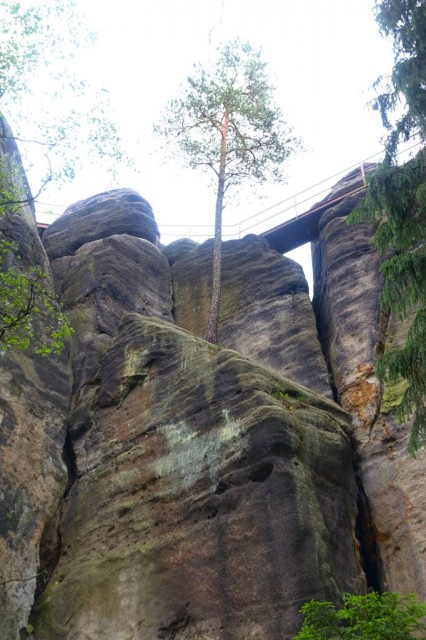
[360,162,367,187]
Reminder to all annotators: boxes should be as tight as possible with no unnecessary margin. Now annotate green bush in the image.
[294,592,426,639]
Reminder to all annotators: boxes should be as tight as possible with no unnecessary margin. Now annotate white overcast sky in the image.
[28,0,396,285]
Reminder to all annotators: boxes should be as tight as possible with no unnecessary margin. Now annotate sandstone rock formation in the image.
[31,315,364,640]
[0,116,70,639]
[42,188,159,261]
[312,179,426,597]
[170,234,332,398]
[2,145,425,640]
[43,190,173,442]
[25,192,363,638]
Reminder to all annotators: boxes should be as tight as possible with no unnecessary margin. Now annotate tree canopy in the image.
[349,0,426,453]
[0,0,129,186]
[156,40,300,342]
[0,117,73,355]
[372,0,426,158]
[294,592,426,640]
[0,0,128,355]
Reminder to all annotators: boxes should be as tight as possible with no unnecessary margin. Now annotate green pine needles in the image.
[349,150,426,454]
[372,0,426,160]
[155,39,300,343]
[348,0,426,454]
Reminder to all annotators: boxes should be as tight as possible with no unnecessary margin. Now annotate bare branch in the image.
[0,570,48,587]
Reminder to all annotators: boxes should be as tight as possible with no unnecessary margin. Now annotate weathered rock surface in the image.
[312,182,426,597]
[42,188,160,261]
[0,349,69,640]
[0,116,70,639]
[171,234,332,398]
[312,191,382,421]
[43,195,173,441]
[2,135,424,640]
[162,238,199,266]
[316,163,375,208]
[31,315,364,640]
[62,237,171,432]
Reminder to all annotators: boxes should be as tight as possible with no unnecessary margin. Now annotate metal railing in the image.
[36,139,422,242]
[158,140,422,243]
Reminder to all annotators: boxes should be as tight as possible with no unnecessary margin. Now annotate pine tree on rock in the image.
[156,40,300,344]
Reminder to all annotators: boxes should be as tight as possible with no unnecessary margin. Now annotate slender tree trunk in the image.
[206,112,229,344]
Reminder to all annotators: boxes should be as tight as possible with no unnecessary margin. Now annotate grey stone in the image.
[171,234,332,398]
[31,315,364,640]
[43,188,159,260]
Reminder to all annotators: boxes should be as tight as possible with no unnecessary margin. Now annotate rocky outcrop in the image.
[42,188,159,261]
[31,315,364,640]
[312,189,382,421]
[312,180,426,597]
[2,139,424,640]
[0,116,70,639]
[162,237,199,266]
[43,191,173,440]
[27,196,363,638]
[170,234,332,398]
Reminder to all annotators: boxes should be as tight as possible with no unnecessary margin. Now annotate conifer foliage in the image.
[156,40,299,343]
[349,0,426,453]
[372,0,426,159]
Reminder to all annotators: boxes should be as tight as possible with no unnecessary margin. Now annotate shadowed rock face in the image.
[4,154,424,638]
[29,197,366,639]
[170,234,333,399]
[312,192,383,416]
[312,188,426,597]
[31,315,364,640]
[162,238,199,266]
[41,189,173,447]
[42,188,160,261]
[0,115,70,638]
[46,226,173,441]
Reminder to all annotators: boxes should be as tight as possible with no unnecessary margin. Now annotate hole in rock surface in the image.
[215,480,229,495]
[249,461,274,483]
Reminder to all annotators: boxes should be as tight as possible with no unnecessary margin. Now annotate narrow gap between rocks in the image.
[355,474,381,592]
[62,429,78,496]
[33,429,77,602]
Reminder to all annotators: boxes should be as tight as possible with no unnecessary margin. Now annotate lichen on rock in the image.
[171,234,332,398]
[30,314,364,640]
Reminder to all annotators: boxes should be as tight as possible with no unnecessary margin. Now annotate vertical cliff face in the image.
[31,315,364,640]
[0,116,70,638]
[1,148,425,640]
[167,234,332,398]
[23,191,365,639]
[42,191,171,443]
[312,179,426,597]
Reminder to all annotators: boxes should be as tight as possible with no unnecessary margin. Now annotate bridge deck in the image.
[36,165,374,249]
[260,183,367,253]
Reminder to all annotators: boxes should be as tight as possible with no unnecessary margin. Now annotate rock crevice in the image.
[1,161,425,639]
[312,173,426,597]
